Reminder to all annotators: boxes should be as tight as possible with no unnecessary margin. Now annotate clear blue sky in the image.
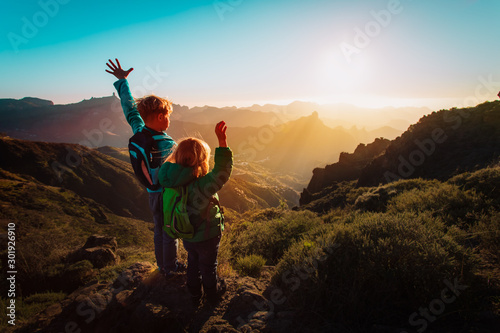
[1,0,499,109]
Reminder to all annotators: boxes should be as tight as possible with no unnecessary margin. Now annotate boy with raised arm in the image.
[105,58,185,277]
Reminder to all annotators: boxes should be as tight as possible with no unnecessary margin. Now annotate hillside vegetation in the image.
[3,163,499,332]
[226,165,500,332]
[302,101,500,204]
[358,101,500,186]
[1,101,500,332]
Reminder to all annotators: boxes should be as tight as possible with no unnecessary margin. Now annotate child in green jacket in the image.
[158,121,233,303]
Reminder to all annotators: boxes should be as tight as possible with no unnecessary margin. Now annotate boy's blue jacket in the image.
[158,147,233,242]
[114,78,176,192]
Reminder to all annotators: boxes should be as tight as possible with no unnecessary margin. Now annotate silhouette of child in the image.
[106,59,185,277]
[159,121,232,303]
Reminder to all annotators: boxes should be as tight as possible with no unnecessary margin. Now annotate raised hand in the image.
[215,121,227,147]
[105,58,134,80]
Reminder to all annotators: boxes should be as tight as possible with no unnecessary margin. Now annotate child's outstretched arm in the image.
[193,121,232,198]
[105,58,144,134]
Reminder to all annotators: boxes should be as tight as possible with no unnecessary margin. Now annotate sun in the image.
[314,48,372,104]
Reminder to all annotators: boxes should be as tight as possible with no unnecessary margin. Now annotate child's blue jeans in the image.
[149,191,178,272]
[182,235,221,296]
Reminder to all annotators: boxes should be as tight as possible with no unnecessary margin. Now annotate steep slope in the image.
[0,136,300,217]
[0,136,150,221]
[358,101,500,186]
[300,138,390,206]
[219,161,302,211]
[0,172,155,297]
[300,101,500,203]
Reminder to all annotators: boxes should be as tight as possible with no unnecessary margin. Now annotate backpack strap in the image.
[129,130,161,191]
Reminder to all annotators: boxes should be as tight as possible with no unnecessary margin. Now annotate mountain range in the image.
[0,96,408,178]
[301,100,500,208]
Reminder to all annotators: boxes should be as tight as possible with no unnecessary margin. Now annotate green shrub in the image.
[22,292,67,304]
[0,292,67,329]
[235,254,266,277]
[303,181,358,213]
[228,210,322,264]
[354,186,397,212]
[272,212,476,328]
[242,207,287,222]
[449,166,500,209]
[472,210,500,257]
[386,183,484,226]
[353,178,439,213]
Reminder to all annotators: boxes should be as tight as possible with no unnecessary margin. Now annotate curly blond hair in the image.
[168,138,211,178]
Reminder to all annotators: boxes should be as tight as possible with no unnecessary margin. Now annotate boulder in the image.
[83,235,117,251]
[68,235,119,268]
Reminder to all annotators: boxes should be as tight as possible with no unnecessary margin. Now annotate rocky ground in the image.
[14,261,296,333]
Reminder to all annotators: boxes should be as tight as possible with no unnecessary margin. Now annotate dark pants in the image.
[149,191,178,272]
[182,235,221,296]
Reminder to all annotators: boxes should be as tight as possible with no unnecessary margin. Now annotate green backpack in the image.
[162,186,224,239]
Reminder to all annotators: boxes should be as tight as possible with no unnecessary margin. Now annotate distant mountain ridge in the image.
[300,100,500,207]
[0,96,406,143]
[244,100,430,130]
[0,96,403,177]
[0,96,54,108]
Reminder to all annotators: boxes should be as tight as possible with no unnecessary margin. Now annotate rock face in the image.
[20,263,296,333]
[83,235,117,251]
[68,235,119,268]
[357,102,500,187]
[300,138,390,206]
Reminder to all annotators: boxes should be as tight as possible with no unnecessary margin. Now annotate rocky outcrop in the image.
[19,263,296,333]
[67,235,118,268]
[300,138,390,206]
[357,102,500,187]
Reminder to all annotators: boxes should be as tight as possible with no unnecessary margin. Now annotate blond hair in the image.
[168,138,211,178]
[135,95,173,121]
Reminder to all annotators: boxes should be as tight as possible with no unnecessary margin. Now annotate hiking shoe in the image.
[186,284,203,306]
[162,262,187,279]
[206,278,226,304]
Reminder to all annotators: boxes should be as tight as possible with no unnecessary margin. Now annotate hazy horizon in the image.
[1,93,433,110]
